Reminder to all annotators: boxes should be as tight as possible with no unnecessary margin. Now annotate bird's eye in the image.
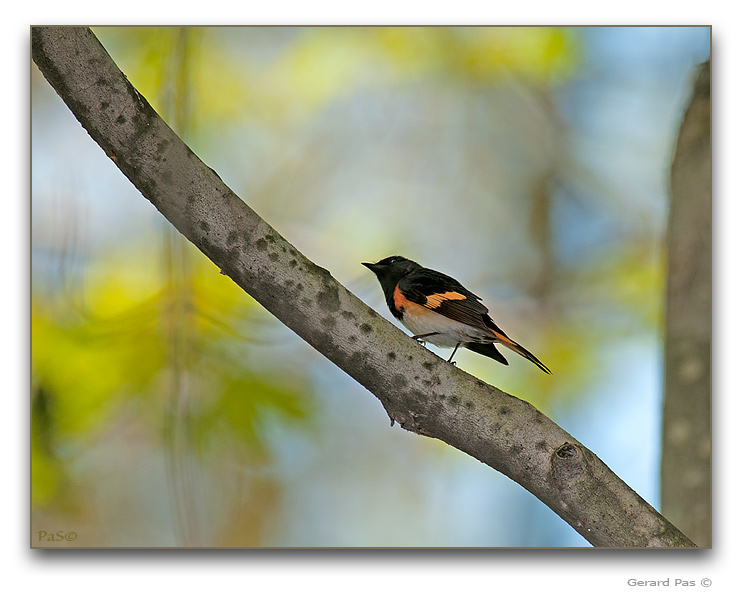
[388,258,397,263]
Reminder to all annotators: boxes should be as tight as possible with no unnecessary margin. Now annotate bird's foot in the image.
[446,343,462,365]
[412,332,440,342]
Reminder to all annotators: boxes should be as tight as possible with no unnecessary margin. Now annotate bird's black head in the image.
[362,256,421,293]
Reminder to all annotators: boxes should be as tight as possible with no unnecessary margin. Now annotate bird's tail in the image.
[464,342,509,365]
[484,318,552,374]
[497,333,552,374]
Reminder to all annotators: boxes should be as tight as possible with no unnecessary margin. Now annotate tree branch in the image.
[32,26,695,548]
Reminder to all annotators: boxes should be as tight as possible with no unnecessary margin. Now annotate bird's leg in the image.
[447,343,461,364]
[411,332,440,345]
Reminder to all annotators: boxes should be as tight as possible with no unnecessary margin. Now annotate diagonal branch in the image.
[32,26,695,548]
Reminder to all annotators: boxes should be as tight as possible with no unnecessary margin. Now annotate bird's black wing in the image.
[397,268,491,330]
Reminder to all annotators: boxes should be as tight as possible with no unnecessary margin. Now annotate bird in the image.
[362,256,551,374]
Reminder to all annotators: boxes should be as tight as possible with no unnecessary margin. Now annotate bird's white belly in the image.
[401,311,490,348]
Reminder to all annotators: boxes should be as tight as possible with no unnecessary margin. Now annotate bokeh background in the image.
[31,26,710,547]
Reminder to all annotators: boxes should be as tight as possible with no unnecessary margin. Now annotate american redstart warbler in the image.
[363,256,551,374]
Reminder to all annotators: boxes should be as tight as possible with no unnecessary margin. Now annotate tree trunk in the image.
[662,60,712,548]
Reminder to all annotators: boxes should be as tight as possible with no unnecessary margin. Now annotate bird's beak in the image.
[361,262,376,270]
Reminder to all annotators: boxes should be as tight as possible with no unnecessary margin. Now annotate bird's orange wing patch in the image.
[425,291,467,308]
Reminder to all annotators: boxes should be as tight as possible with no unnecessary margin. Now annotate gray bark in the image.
[32,26,696,548]
[662,60,712,548]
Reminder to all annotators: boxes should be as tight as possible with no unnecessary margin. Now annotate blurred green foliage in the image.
[31,241,310,506]
[96,27,579,126]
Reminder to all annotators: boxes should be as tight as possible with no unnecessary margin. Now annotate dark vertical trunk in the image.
[662,60,712,548]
